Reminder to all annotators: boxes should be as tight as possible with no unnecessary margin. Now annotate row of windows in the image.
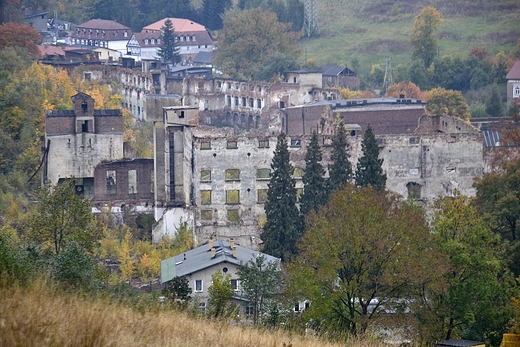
[76,29,129,38]
[73,38,109,48]
[216,81,266,93]
[200,188,302,207]
[200,139,269,150]
[226,96,263,109]
[106,170,154,195]
[194,278,238,292]
[200,168,302,182]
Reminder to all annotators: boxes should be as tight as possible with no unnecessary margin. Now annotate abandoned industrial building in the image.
[45,70,488,249]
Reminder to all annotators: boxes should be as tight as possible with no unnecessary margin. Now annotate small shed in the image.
[435,339,485,347]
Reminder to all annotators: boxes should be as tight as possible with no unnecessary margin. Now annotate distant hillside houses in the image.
[126,18,214,63]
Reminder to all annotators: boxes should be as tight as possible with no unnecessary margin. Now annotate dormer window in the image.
[192,35,196,41]
[124,31,128,37]
[102,30,105,36]
[157,38,161,44]
[144,39,148,44]
[114,31,117,36]
[151,38,155,44]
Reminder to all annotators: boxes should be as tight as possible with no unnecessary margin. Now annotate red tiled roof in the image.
[143,18,206,33]
[506,60,520,80]
[38,45,65,57]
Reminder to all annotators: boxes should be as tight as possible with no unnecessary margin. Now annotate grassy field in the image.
[299,0,520,74]
[0,282,392,347]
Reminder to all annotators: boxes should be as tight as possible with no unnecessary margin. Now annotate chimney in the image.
[209,238,214,250]
[230,238,234,249]
[232,247,237,258]
[211,247,216,258]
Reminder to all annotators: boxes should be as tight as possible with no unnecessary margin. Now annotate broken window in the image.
[249,98,254,108]
[200,209,213,220]
[258,139,269,148]
[226,190,240,204]
[81,120,89,133]
[227,141,238,149]
[81,102,88,112]
[200,140,211,149]
[226,169,240,181]
[227,209,239,224]
[406,182,422,200]
[106,171,116,195]
[235,96,239,106]
[257,189,268,203]
[257,168,271,179]
[257,99,261,109]
[201,190,211,204]
[291,139,301,147]
[201,170,211,181]
[226,95,231,106]
[242,97,247,107]
[128,170,137,194]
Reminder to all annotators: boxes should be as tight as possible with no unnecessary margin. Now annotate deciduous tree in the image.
[215,8,302,79]
[208,270,237,318]
[356,124,386,190]
[425,87,471,119]
[300,132,326,216]
[0,22,41,57]
[421,195,515,345]
[261,133,302,261]
[385,81,426,100]
[237,254,281,326]
[411,6,443,68]
[27,180,96,255]
[287,184,436,337]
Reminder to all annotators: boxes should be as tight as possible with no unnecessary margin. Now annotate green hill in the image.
[300,0,520,75]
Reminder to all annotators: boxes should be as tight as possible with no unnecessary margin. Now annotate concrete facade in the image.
[44,93,124,197]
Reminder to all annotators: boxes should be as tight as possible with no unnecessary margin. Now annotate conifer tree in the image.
[327,119,353,193]
[486,84,505,117]
[158,19,180,65]
[261,133,301,261]
[356,124,387,190]
[300,132,326,216]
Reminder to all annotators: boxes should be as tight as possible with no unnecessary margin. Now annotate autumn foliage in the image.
[0,22,41,57]
[385,81,426,100]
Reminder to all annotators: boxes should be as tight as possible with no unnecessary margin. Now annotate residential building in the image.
[127,18,214,63]
[71,19,132,55]
[160,239,280,314]
[507,60,520,109]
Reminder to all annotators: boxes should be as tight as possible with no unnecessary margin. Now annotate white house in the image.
[160,239,280,314]
[71,19,132,55]
[127,18,214,63]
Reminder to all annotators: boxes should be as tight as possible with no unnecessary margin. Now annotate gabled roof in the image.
[193,51,214,65]
[143,18,207,33]
[322,65,356,76]
[506,60,520,79]
[160,240,280,283]
[77,19,131,31]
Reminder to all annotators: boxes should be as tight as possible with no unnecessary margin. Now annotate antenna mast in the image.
[304,0,319,38]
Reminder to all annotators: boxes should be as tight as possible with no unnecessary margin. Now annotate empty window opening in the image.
[406,182,422,200]
[226,190,240,204]
[201,209,212,220]
[82,120,89,133]
[201,170,211,181]
[106,171,116,195]
[128,170,137,194]
[226,169,240,181]
[227,209,239,224]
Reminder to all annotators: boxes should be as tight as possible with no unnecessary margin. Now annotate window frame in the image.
[225,169,240,181]
[201,190,211,205]
[195,280,203,292]
[226,190,240,204]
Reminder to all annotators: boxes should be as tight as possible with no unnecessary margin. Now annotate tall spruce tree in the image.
[356,124,387,190]
[158,19,181,65]
[261,133,301,261]
[328,119,353,193]
[300,132,326,216]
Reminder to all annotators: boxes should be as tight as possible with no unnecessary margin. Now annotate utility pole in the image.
[382,56,394,94]
[304,0,319,38]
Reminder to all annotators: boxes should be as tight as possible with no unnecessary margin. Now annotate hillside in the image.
[300,0,520,74]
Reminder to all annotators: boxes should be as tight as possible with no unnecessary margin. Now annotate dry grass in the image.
[0,282,388,347]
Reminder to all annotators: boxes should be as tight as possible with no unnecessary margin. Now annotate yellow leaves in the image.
[425,87,470,119]
[385,81,426,100]
[118,231,135,281]
[338,88,362,99]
